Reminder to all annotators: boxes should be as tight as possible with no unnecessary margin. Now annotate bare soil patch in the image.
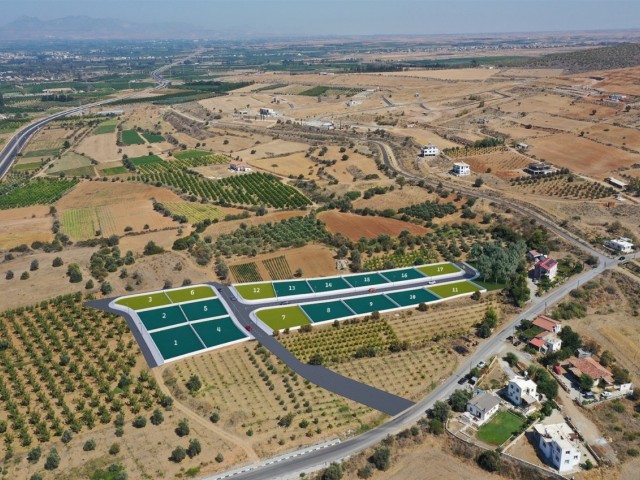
[318,211,429,241]
[0,206,54,250]
[76,130,120,163]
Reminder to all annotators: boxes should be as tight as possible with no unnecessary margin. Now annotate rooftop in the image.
[534,423,579,451]
[468,392,501,412]
[567,357,614,383]
[536,257,558,270]
[530,337,546,349]
[533,316,561,332]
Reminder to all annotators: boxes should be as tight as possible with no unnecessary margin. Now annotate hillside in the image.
[519,43,640,72]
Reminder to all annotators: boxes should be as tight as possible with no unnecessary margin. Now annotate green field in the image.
[427,281,481,299]
[417,263,460,277]
[130,154,163,166]
[273,280,313,297]
[47,152,93,175]
[151,325,204,361]
[22,148,62,159]
[115,292,171,310]
[173,150,228,164]
[60,207,96,240]
[230,262,263,283]
[343,295,397,315]
[121,129,145,145]
[386,288,439,307]
[94,119,118,135]
[476,411,525,445]
[234,282,276,300]
[0,178,79,210]
[256,306,310,330]
[192,317,246,347]
[301,301,354,323]
[164,201,226,223]
[142,132,165,143]
[13,162,42,172]
[181,299,227,322]
[262,256,292,281]
[380,268,426,283]
[165,285,216,303]
[343,272,389,289]
[102,166,128,176]
[138,305,187,331]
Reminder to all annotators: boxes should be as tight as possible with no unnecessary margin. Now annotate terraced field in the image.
[163,201,226,223]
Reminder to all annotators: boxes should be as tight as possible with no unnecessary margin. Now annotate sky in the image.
[3,0,640,36]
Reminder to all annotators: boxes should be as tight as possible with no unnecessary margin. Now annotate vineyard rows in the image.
[230,262,263,283]
[443,146,507,158]
[163,201,226,223]
[60,208,95,240]
[173,150,228,165]
[510,176,616,200]
[0,178,79,210]
[263,256,292,280]
[364,247,438,271]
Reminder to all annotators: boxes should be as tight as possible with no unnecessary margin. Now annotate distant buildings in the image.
[97,110,124,116]
[466,392,501,424]
[534,257,558,281]
[605,237,634,253]
[517,142,529,150]
[533,423,582,473]
[452,162,471,176]
[421,144,440,156]
[230,163,252,172]
[524,162,554,176]
[606,177,627,190]
[259,108,276,117]
[507,377,540,410]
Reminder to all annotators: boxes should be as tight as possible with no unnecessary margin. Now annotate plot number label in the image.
[289,286,296,291]
[190,289,195,296]
[401,273,408,279]
[369,302,373,307]
[326,307,331,313]
[437,267,444,272]
[253,287,260,293]
[364,277,370,283]
[325,282,332,288]
[409,294,416,300]
[282,315,286,320]
[452,287,458,293]
[162,313,166,319]
[204,305,208,312]
[217,327,221,332]
[174,340,178,346]
[148,296,153,303]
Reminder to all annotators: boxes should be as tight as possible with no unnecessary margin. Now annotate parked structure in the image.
[534,257,558,281]
[533,423,581,473]
[533,316,562,334]
[452,162,471,176]
[517,142,529,150]
[605,237,634,253]
[466,392,501,424]
[421,144,440,156]
[606,177,627,190]
[524,162,554,176]
[507,377,540,411]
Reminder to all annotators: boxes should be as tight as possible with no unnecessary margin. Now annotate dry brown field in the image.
[529,133,640,177]
[584,123,640,152]
[513,112,592,133]
[55,181,180,238]
[371,68,499,81]
[76,130,120,163]
[235,139,309,160]
[352,186,442,211]
[0,206,54,250]
[500,93,619,121]
[496,68,565,78]
[318,211,429,241]
[590,67,640,96]
[462,150,531,177]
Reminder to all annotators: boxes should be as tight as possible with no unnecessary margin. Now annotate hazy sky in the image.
[4,0,640,35]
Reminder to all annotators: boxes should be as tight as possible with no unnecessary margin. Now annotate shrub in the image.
[322,462,343,480]
[109,443,120,455]
[132,416,147,428]
[61,430,72,444]
[150,409,164,426]
[357,464,373,478]
[187,438,202,458]
[52,257,63,267]
[143,241,164,256]
[308,353,324,365]
[83,439,96,451]
[67,263,83,283]
[85,279,94,289]
[209,411,220,424]
[370,446,391,471]
[186,374,202,393]
[429,418,444,435]
[5,270,14,280]
[30,259,39,271]
[44,448,60,470]
[176,418,190,437]
[20,271,30,280]
[215,453,224,463]
[627,448,639,457]
[170,446,187,463]
[101,281,113,295]
[477,450,500,472]
[27,446,42,463]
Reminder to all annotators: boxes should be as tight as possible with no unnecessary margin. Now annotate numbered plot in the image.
[191,317,246,348]
[343,273,389,289]
[307,277,352,294]
[234,282,276,300]
[256,306,311,330]
[427,281,481,298]
[380,268,426,283]
[386,288,438,308]
[150,325,205,361]
[301,301,354,323]
[181,298,227,322]
[115,292,171,310]
[417,263,461,277]
[165,285,215,303]
[344,295,397,315]
[273,280,313,298]
[138,306,187,331]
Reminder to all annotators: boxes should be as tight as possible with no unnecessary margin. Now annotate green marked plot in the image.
[301,301,354,323]
[234,282,276,301]
[386,288,439,307]
[151,325,204,360]
[192,317,246,348]
[343,273,389,288]
[165,285,215,303]
[417,263,460,277]
[138,306,187,331]
[344,295,397,315]
[181,298,227,322]
[379,268,426,282]
[307,277,352,293]
[273,280,313,297]
[427,281,480,298]
[116,292,171,310]
[256,306,310,330]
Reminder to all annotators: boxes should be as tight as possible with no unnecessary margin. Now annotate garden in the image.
[476,410,525,445]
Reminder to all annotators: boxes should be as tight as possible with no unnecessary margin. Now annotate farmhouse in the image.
[452,162,471,176]
[533,423,581,473]
[534,257,558,281]
[259,108,276,117]
[421,144,440,156]
[606,177,627,190]
[524,162,554,176]
[566,357,614,387]
[230,163,252,172]
[533,316,562,334]
[529,332,562,354]
[517,142,529,150]
[605,237,634,253]
[466,392,501,424]
[507,377,540,411]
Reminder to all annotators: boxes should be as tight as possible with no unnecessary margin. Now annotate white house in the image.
[534,257,558,281]
[466,392,501,424]
[421,144,440,156]
[605,237,634,254]
[533,316,562,334]
[230,163,252,172]
[507,377,540,409]
[452,162,471,176]
[533,423,581,473]
[259,107,276,117]
[529,332,562,354]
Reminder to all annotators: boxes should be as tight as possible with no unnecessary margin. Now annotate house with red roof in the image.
[534,257,558,281]
[529,331,562,354]
[533,316,562,334]
[566,357,614,386]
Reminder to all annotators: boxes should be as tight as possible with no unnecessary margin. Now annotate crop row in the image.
[0,178,79,210]
[263,256,292,280]
[230,262,263,283]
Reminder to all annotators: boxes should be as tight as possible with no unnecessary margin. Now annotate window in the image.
[565,451,570,454]
[564,460,569,464]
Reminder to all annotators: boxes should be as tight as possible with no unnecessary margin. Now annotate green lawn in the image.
[234,282,276,300]
[427,281,481,298]
[256,306,310,330]
[115,292,171,310]
[416,263,460,277]
[476,410,525,445]
[121,129,145,145]
[165,285,216,303]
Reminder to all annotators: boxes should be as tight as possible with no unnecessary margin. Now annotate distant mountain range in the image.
[0,16,222,40]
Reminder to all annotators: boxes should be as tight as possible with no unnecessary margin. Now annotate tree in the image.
[67,263,83,283]
[20,271,30,280]
[30,259,39,271]
[612,365,631,384]
[150,409,164,426]
[187,438,202,458]
[209,411,220,424]
[600,350,615,367]
[428,418,444,435]
[431,401,450,423]
[579,374,594,392]
[83,439,96,451]
[370,446,391,471]
[477,450,500,472]
[308,353,324,366]
[85,279,94,289]
[215,453,224,463]
[559,326,582,352]
[322,462,343,480]
[505,352,518,367]
[132,416,147,428]
[506,272,530,307]
[170,446,186,463]
[27,446,42,463]
[101,282,113,295]
[143,241,164,256]
[474,177,484,188]
[5,270,14,280]
[109,443,120,455]
[176,418,190,437]
[61,430,72,444]
[44,448,60,470]
[185,374,202,393]
[52,257,63,267]
[449,389,473,412]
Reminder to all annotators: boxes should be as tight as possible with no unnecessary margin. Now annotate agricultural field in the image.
[141,132,165,143]
[0,206,54,250]
[172,149,229,164]
[46,151,95,177]
[21,128,67,159]
[0,178,79,210]
[443,146,508,159]
[318,211,429,241]
[509,174,616,200]
[229,262,263,283]
[262,255,292,280]
[93,119,118,134]
[120,129,145,145]
[162,201,227,223]
[101,165,129,176]
[12,161,43,172]
[364,247,439,271]
[461,151,531,179]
